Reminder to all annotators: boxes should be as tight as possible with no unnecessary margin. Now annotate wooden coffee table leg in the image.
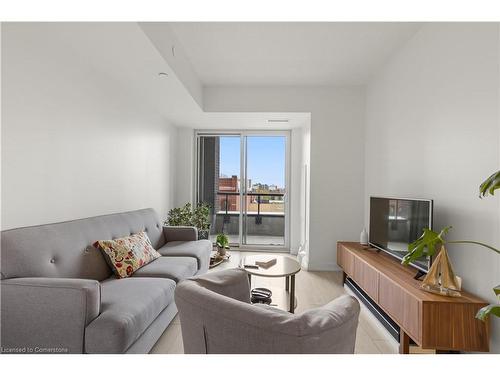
[289,275,295,313]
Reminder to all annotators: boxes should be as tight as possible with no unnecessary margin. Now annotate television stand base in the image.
[414,269,426,280]
[345,276,400,342]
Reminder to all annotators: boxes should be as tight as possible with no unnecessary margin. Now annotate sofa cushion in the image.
[132,256,197,283]
[84,277,175,353]
[94,232,161,278]
[157,240,212,273]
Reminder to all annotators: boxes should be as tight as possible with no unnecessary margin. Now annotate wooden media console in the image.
[337,242,490,353]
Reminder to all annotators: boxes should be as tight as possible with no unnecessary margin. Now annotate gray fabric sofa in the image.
[0,208,211,354]
[175,268,360,354]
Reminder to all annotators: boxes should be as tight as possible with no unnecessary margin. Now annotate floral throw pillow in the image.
[94,231,161,278]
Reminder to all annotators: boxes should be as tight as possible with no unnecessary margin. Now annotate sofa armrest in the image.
[1,278,100,353]
[163,226,198,242]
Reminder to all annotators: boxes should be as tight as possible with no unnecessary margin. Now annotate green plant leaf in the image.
[494,284,500,297]
[216,233,229,248]
[402,227,451,266]
[166,202,211,229]
[192,202,211,230]
[475,303,500,321]
[165,204,194,227]
[479,170,500,198]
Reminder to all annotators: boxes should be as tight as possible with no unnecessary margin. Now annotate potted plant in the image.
[215,233,230,256]
[165,203,193,227]
[165,202,211,240]
[402,170,500,321]
[192,202,211,240]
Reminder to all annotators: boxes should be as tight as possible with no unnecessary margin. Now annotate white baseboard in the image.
[306,261,341,272]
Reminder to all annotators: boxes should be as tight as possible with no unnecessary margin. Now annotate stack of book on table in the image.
[255,257,277,269]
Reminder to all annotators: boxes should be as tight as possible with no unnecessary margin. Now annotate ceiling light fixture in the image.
[268,119,289,123]
[158,72,168,77]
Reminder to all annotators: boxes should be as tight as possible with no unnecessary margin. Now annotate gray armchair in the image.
[175,268,360,354]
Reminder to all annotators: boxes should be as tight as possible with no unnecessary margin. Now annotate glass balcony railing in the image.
[216,191,284,217]
[211,191,285,246]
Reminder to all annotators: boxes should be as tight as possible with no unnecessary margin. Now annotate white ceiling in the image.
[45,23,309,129]
[170,22,422,86]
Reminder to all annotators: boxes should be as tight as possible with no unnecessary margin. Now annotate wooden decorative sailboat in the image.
[421,245,462,297]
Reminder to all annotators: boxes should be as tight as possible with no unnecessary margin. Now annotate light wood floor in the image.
[150,251,402,354]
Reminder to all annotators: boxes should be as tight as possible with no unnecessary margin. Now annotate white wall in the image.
[174,127,195,207]
[289,125,306,255]
[204,86,365,270]
[298,124,311,265]
[1,23,178,229]
[365,23,500,353]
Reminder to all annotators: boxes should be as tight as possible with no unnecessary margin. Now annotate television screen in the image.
[369,197,433,272]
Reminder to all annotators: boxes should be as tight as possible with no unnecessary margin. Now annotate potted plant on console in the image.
[402,170,500,321]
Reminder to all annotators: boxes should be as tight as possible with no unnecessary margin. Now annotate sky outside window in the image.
[219,136,285,188]
[219,136,240,179]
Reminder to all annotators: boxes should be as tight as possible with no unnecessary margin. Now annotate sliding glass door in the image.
[242,135,286,246]
[196,131,289,250]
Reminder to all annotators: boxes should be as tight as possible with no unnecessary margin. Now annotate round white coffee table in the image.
[241,255,301,313]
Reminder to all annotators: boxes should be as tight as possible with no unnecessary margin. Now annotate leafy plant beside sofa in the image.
[165,202,211,240]
[191,202,211,240]
[165,203,193,227]
[402,170,500,321]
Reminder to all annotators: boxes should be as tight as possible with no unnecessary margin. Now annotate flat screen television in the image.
[369,196,433,273]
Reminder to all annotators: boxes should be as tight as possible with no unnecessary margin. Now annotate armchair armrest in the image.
[163,226,198,242]
[1,278,100,353]
[296,294,360,336]
[190,268,251,303]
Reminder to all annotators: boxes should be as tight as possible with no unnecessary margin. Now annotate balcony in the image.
[211,191,285,246]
